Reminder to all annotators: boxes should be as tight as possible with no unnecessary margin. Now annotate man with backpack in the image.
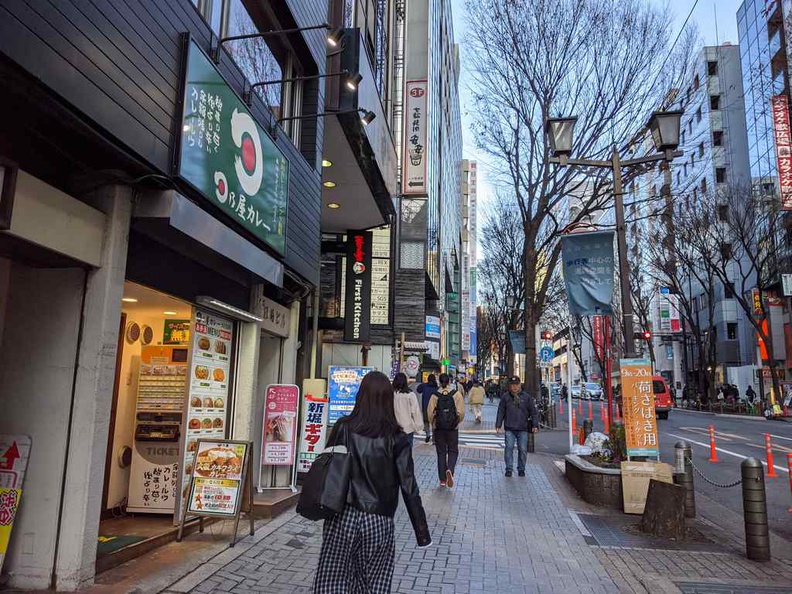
[495,376,539,477]
[427,373,465,488]
[417,374,439,443]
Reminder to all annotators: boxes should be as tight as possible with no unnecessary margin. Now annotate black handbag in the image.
[296,422,352,521]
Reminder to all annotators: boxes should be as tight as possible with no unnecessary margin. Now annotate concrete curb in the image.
[671,408,768,421]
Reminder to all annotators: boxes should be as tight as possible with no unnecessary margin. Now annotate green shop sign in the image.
[176,38,288,255]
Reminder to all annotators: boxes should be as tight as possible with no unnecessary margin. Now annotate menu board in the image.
[187,440,248,517]
[261,384,299,466]
[179,309,233,507]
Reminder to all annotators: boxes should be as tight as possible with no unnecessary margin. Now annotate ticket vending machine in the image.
[127,346,188,513]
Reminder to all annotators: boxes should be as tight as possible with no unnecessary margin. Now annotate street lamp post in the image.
[546,111,683,424]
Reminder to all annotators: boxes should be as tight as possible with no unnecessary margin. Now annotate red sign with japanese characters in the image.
[262,384,299,466]
[771,95,792,210]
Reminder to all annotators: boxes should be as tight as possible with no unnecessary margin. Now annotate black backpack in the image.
[434,390,458,430]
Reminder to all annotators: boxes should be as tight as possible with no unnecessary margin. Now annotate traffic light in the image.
[642,330,652,341]
[541,330,552,340]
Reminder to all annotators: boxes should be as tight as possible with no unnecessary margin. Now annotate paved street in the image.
[113,399,792,594]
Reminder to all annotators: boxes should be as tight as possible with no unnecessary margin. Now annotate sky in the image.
[450,0,746,217]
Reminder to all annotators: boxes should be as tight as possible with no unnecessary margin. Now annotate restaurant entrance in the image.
[98,281,237,570]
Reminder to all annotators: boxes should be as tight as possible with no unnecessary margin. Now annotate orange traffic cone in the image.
[708,424,719,463]
[765,433,778,478]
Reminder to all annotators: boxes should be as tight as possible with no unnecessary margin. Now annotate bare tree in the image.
[700,184,790,408]
[465,0,697,392]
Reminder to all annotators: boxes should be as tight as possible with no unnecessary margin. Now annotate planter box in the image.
[565,454,623,510]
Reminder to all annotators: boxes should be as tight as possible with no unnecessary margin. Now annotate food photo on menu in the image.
[195,445,243,479]
[265,412,295,443]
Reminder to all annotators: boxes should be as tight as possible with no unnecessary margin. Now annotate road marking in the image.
[769,433,792,443]
[678,426,741,442]
[665,432,789,474]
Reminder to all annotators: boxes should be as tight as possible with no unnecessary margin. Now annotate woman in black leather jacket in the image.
[313,371,432,593]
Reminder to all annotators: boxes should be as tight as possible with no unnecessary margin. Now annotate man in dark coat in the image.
[417,374,439,443]
[495,376,539,477]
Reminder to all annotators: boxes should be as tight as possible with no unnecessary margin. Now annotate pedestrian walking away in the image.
[467,379,485,423]
[427,373,465,487]
[392,372,424,444]
[417,374,439,443]
[313,371,431,594]
[495,375,539,477]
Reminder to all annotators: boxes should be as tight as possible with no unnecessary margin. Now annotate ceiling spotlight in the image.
[163,311,178,316]
[327,202,341,209]
[360,109,376,125]
[346,72,363,91]
[323,181,337,188]
[327,28,344,48]
[121,297,138,303]
[322,159,333,167]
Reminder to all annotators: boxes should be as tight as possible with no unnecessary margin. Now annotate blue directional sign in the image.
[540,346,554,362]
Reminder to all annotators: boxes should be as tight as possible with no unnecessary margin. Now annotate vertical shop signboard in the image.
[344,231,373,342]
[297,378,329,473]
[620,359,660,459]
[327,366,373,424]
[771,94,792,210]
[0,435,31,573]
[177,309,234,521]
[175,37,290,253]
[402,80,428,195]
[261,384,299,466]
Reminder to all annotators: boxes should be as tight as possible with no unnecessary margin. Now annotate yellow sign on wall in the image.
[620,359,659,458]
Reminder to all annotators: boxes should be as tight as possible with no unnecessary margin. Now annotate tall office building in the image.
[462,160,478,374]
[395,0,465,374]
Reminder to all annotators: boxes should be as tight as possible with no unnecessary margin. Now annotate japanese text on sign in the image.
[771,95,792,210]
[402,80,428,195]
[619,359,659,458]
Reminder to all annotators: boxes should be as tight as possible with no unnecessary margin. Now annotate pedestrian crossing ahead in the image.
[414,431,504,449]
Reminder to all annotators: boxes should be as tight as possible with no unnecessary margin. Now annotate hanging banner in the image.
[344,231,373,342]
[561,231,615,316]
[261,384,299,466]
[297,379,329,473]
[327,366,373,424]
[771,94,792,210]
[402,80,428,195]
[509,330,526,355]
[593,316,604,359]
[620,359,659,458]
[0,435,31,573]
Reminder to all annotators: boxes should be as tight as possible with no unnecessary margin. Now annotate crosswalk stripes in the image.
[414,431,504,449]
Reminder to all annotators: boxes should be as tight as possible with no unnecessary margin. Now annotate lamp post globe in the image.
[545,117,578,157]
[648,110,683,153]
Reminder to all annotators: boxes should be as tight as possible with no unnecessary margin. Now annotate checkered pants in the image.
[313,505,395,593]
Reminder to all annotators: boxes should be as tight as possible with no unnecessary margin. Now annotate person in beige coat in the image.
[467,379,485,423]
[427,373,465,487]
[392,373,424,444]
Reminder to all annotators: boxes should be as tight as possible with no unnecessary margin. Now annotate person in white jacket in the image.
[392,372,424,445]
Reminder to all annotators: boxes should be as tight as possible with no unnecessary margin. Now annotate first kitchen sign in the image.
[344,231,373,342]
[176,36,289,254]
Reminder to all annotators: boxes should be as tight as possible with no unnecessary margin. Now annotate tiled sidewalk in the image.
[171,446,616,594]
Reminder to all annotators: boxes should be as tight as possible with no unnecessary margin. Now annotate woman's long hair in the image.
[345,371,401,437]
[392,372,411,394]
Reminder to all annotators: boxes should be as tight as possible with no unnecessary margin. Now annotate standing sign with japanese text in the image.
[261,384,299,466]
[620,359,660,459]
[0,435,31,573]
[771,94,792,210]
[176,309,233,522]
[402,80,428,195]
[178,439,254,547]
[297,378,329,473]
[328,366,373,424]
[176,37,289,253]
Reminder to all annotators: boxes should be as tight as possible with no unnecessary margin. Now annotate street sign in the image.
[659,287,670,295]
[539,346,554,362]
[783,274,792,297]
